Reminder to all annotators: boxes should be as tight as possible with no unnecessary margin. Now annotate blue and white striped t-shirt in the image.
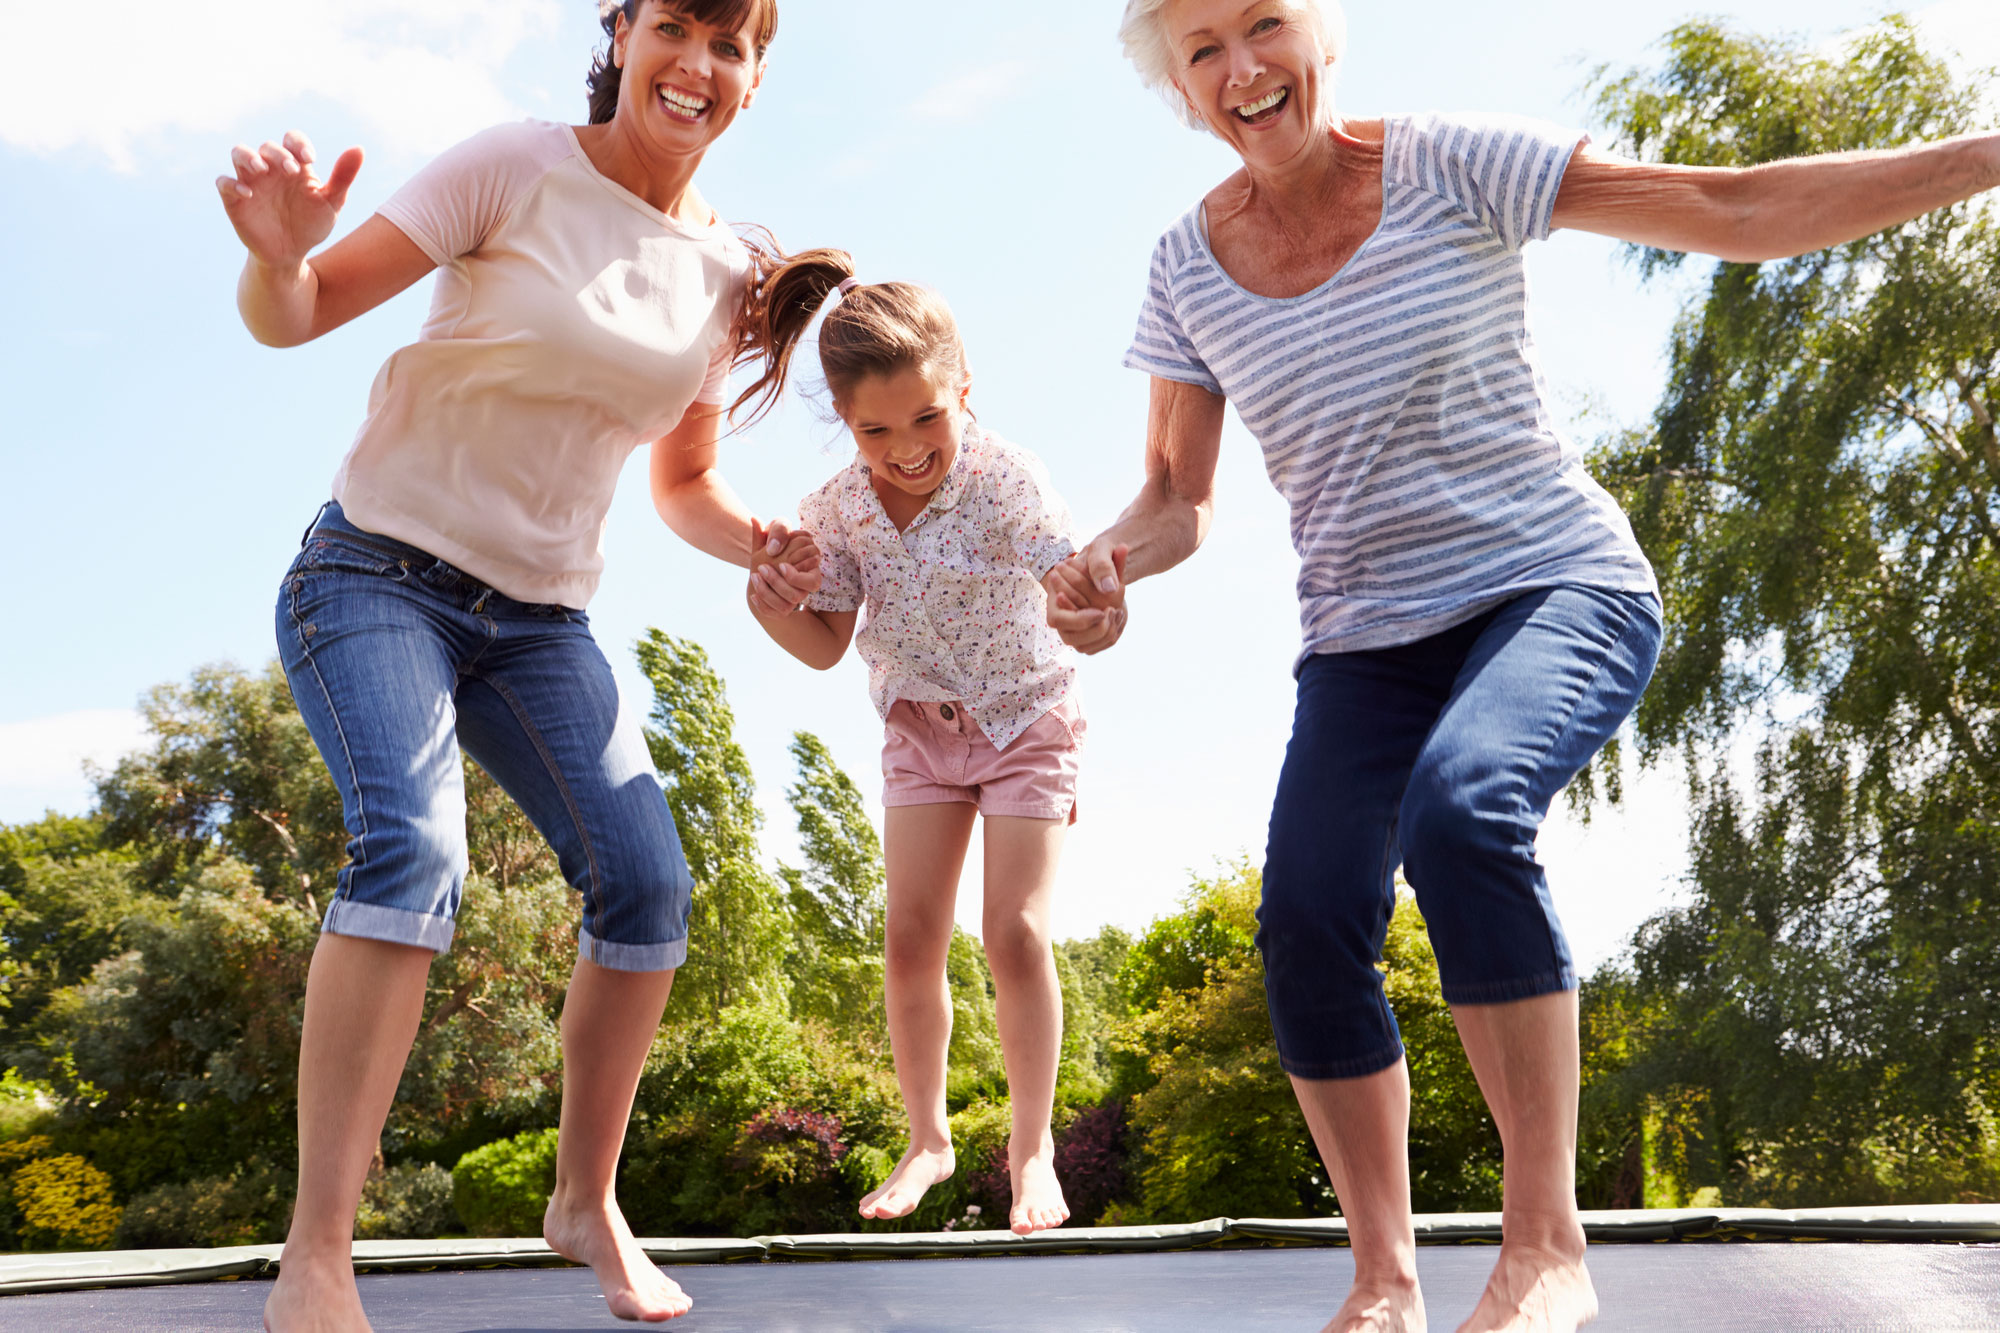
[1126,111,1657,662]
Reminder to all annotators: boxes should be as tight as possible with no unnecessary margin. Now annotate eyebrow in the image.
[1180,0,1279,41]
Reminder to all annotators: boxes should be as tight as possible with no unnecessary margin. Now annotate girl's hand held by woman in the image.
[1044,544,1128,654]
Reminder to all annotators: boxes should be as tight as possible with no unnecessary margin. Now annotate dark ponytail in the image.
[729,239,856,427]
[586,0,780,126]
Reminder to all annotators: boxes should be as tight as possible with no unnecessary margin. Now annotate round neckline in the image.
[560,123,724,238]
[1194,117,1398,307]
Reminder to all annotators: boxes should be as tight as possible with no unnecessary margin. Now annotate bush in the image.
[453,1128,558,1237]
[356,1162,459,1240]
[1052,1100,1131,1226]
[13,1153,121,1250]
[113,1162,292,1249]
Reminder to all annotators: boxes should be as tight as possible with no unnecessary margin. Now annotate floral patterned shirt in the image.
[799,422,1080,751]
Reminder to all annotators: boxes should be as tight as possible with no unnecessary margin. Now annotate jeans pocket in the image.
[298,535,410,580]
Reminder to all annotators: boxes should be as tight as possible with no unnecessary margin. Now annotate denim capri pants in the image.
[1258,585,1662,1079]
[275,502,693,971]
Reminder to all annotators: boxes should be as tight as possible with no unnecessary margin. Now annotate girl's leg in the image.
[264,937,433,1333]
[542,958,688,1322]
[979,814,1069,1235]
[1290,1063,1427,1333]
[860,801,979,1220]
[1450,992,1592,1333]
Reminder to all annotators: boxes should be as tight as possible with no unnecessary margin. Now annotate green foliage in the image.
[11,1152,121,1250]
[0,847,167,1033]
[356,1162,459,1240]
[636,632,790,1017]
[1054,926,1132,1101]
[1584,16,2000,1207]
[452,1128,559,1237]
[114,1162,293,1249]
[780,732,887,1043]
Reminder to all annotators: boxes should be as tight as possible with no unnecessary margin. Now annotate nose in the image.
[1224,40,1264,89]
[678,42,712,80]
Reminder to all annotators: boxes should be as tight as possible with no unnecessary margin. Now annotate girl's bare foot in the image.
[1456,1242,1596,1333]
[1320,1274,1426,1332]
[858,1144,956,1220]
[1007,1142,1069,1235]
[543,1190,692,1322]
[263,1256,372,1332]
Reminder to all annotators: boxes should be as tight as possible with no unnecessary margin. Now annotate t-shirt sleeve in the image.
[1402,112,1586,250]
[1122,230,1224,394]
[998,445,1079,580]
[797,486,864,614]
[376,121,566,267]
[694,335,734,406]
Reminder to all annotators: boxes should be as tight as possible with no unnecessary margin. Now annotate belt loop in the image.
[298,499,332,549]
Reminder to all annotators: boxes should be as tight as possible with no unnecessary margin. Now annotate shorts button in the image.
[939,704,956,721]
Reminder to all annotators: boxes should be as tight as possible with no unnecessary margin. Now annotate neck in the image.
[579,115,707,220]
[1240,113,1355,222]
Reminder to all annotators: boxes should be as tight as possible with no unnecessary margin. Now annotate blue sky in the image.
[0,0,1993,966]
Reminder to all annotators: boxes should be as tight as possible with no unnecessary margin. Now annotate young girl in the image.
[737,257,1097,1236]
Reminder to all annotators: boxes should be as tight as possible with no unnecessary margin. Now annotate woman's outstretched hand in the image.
[1045,540,1129,654]
[748,518,822,616]
[217,130,364,269]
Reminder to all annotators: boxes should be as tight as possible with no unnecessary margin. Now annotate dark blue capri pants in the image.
[1258,585,1662,1079]
[275,502,693,971]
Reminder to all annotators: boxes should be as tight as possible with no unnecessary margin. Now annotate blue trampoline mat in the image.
[4,1242,1999,1331]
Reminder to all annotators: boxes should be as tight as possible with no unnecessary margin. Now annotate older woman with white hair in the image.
[1047,2,2000,1329]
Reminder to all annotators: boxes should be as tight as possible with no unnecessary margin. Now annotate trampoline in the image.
[5,1210,1998,1332]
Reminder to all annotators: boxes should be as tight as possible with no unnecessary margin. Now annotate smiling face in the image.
[611,1,767,157]
[1164,0,1335,167]
[838,364,973,507]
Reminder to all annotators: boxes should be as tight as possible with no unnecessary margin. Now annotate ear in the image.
[1172,79,1204,128]
[612,10,631,68]
[743,53,768,109]
[957,371,974,410]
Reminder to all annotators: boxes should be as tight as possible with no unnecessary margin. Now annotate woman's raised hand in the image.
[217,131,364,269]
[748,518,823,616]
[1045,540,1129,654]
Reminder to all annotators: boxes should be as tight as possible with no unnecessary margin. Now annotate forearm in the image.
[1097,473,1211,584]
[1729,133,2000,261]
[749,603,846,670]
[236,256,321,348]
[654,465,756,567]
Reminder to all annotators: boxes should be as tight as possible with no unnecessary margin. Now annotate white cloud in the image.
[910,60,1032,122]
[0,0,561,169]
[0,709,148,824]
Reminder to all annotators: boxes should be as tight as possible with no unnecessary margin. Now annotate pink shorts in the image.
[881,695,1086,823]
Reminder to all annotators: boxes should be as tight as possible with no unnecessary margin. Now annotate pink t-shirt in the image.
[331,119,750,608]
[799,422,1080,751]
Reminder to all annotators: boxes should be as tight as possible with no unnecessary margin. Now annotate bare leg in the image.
[1450,990,1595,1332]
[264,935,434,1333]
[980,815,1070,1236]
[1291,1062,1428,1333]
[858,802,978,1221]
[540,956,685,1322]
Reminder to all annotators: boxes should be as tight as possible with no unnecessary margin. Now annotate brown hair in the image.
[587,0,779,126]
[730,246,970,428]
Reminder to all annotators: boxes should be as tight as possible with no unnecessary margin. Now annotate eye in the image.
[1251,16,1282,33]
[656,20,683,36]
[1188,43,1220,64]
[715,39,744,59]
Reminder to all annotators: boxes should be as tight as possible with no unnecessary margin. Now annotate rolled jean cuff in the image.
[321,898,455,954]
[579,926,687,973]
[1278,1039,1406,1082]
[1440,967,1577,1006]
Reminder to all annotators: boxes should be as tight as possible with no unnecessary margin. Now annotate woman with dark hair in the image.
[1049,1,2000,1330]
[216,3,811,1327]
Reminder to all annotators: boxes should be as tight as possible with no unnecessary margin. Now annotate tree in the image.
[635,632,790,1017]
[1585,16,2000,1205]
[779,732,886,1039]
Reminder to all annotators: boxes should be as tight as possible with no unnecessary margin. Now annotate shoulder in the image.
[801,460,865,521]
[971,428,1058,490]
[442,118,574,174]
[1143,201,1212,284]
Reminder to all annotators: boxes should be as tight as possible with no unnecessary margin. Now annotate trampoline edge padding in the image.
[4,1206,1997,1297]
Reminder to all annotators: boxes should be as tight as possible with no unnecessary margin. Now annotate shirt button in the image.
[940,704,956,721]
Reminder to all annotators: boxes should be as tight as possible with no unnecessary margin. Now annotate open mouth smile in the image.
[1234,87,1290,125]
[889,452,939,484]
[657,84,712,121]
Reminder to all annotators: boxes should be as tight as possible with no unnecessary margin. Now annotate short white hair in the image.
[1120,0,1348,130]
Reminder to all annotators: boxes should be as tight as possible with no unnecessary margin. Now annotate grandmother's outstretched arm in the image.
[1047,376,1225,654]
[1552,134,2000,263]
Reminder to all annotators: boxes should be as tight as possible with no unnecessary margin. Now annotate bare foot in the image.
[263,1256,371,1333]
[1319,1275,1426,1332]
[858,1144,955,1220]
[1007,1141,1069,1235]
[1456,1243,1596,1333]
[543,1191,692,1323]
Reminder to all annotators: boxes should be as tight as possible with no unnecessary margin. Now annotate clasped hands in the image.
[1043,539,1130,655]
[747,519,822,616]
